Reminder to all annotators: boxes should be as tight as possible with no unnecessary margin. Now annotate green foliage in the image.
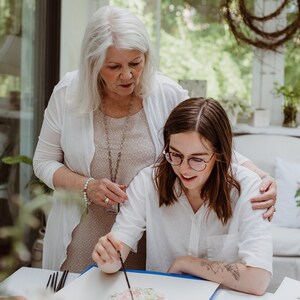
[0,0,22,97]
[0,152,86,282]
[1,154,52,195]
[110,0,299,103]
[111,0,253,100]
[0,190,85,282]
[295,182,300,207]
[2,155,33,165]
[274,82,300,110]
[218,94,253,117]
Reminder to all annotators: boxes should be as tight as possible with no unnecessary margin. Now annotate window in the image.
[0,0,60,247]
[111,0,253,102]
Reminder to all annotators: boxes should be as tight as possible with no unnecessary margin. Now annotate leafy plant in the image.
[295,182,300,207]
[274,83,300,127]
[0,154,84,286]
[274,82,300,111]
[2,155,52,196]
[0,189,84,285]
[218,94,253,118]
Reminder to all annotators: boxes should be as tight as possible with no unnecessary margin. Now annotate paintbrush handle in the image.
[118,251,134,300]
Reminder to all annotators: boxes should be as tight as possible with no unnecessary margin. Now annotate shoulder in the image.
[144,73,188,114]
[154,72,188,98]
[128,166,156,192]
[231,163,261,205]
[133,165,155,183]
[48,70,79,111]
[53,70,79,93]
[233,163,261,186]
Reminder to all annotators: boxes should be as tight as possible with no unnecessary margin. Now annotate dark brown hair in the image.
[154,97,240,224]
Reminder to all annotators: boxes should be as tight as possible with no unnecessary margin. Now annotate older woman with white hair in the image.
[33,5,276,273]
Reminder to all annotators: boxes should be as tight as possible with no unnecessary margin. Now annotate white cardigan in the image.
[33,71,248,270]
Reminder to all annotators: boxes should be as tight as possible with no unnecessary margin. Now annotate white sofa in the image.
[234,134,300,292]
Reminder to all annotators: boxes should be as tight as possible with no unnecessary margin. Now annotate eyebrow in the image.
[169,145,209,156]
[106,55,143,64]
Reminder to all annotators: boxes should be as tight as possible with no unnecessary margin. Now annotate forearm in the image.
[241,161,269,179]
[53,166,88,191]
[170,256,271,295]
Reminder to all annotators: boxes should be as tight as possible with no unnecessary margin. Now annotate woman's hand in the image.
[92,232,121,265]
[87,178,128,208]
[250,175,277,221]
[92,233,131,273]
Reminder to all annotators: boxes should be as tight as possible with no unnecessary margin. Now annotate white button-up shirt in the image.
[112,164,272,274]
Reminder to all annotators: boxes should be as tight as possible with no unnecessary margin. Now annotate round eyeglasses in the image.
[163,150,214,172]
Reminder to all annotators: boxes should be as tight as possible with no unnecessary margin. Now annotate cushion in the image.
[271,226,300,256]
[272,158,300,228]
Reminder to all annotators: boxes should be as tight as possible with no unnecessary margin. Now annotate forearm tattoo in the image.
[200,261,240,281]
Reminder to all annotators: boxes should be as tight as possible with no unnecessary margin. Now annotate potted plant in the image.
[274,83,300,128]
[296,182,300,207]
[218,94,252,126]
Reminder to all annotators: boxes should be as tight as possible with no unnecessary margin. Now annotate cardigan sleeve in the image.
[33,81,67,190]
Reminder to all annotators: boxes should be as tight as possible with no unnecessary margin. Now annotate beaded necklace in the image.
[102,94,134,212]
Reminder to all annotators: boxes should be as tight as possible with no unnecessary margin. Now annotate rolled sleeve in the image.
[236,170,273,273]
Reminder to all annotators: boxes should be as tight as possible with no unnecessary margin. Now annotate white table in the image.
[0,267,275,300]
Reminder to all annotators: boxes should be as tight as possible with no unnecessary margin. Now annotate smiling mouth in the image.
[181,174,196,180]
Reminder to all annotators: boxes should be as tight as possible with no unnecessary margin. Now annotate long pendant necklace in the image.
[102,94,134,203]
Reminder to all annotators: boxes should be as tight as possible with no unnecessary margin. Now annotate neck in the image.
[103,90,133,104]
[102,93,143,118]
[184,188,205,213]
[101,93,134,118]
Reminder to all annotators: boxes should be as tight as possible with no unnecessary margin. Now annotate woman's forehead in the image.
[169,132,213,154]
[105,46,144,62]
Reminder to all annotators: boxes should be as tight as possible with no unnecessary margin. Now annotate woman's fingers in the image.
[92,244,110,265]
[265,205,276,222]
[251,197,275,209]
[259,176,276,193]
[88,178,128,206]
[251,176,276,207]
[250,176,277,220]
[92,233,122,265]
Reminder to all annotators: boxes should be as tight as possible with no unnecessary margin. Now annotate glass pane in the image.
[0,0,23,209]
[0,0,38,205]
[0,0,41,262]
[110,0,253,102]
[160,1,253,101]
[285,3,300,87]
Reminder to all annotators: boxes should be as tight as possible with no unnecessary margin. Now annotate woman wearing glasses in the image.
[92,97,272,295]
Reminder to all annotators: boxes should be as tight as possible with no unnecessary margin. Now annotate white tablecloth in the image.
[0,267,275,300]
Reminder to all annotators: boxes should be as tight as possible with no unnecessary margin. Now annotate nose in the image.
[120,66,132,80]
[179,158,191,172]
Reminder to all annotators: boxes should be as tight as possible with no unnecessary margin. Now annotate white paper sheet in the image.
[273,277,300,300]
[57,267,219,300]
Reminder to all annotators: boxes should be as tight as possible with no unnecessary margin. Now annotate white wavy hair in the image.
[75,5,157,113]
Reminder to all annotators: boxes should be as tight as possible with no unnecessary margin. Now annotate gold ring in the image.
[102,197,109,205]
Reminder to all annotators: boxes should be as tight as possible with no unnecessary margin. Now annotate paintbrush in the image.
[118,250,134,300]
